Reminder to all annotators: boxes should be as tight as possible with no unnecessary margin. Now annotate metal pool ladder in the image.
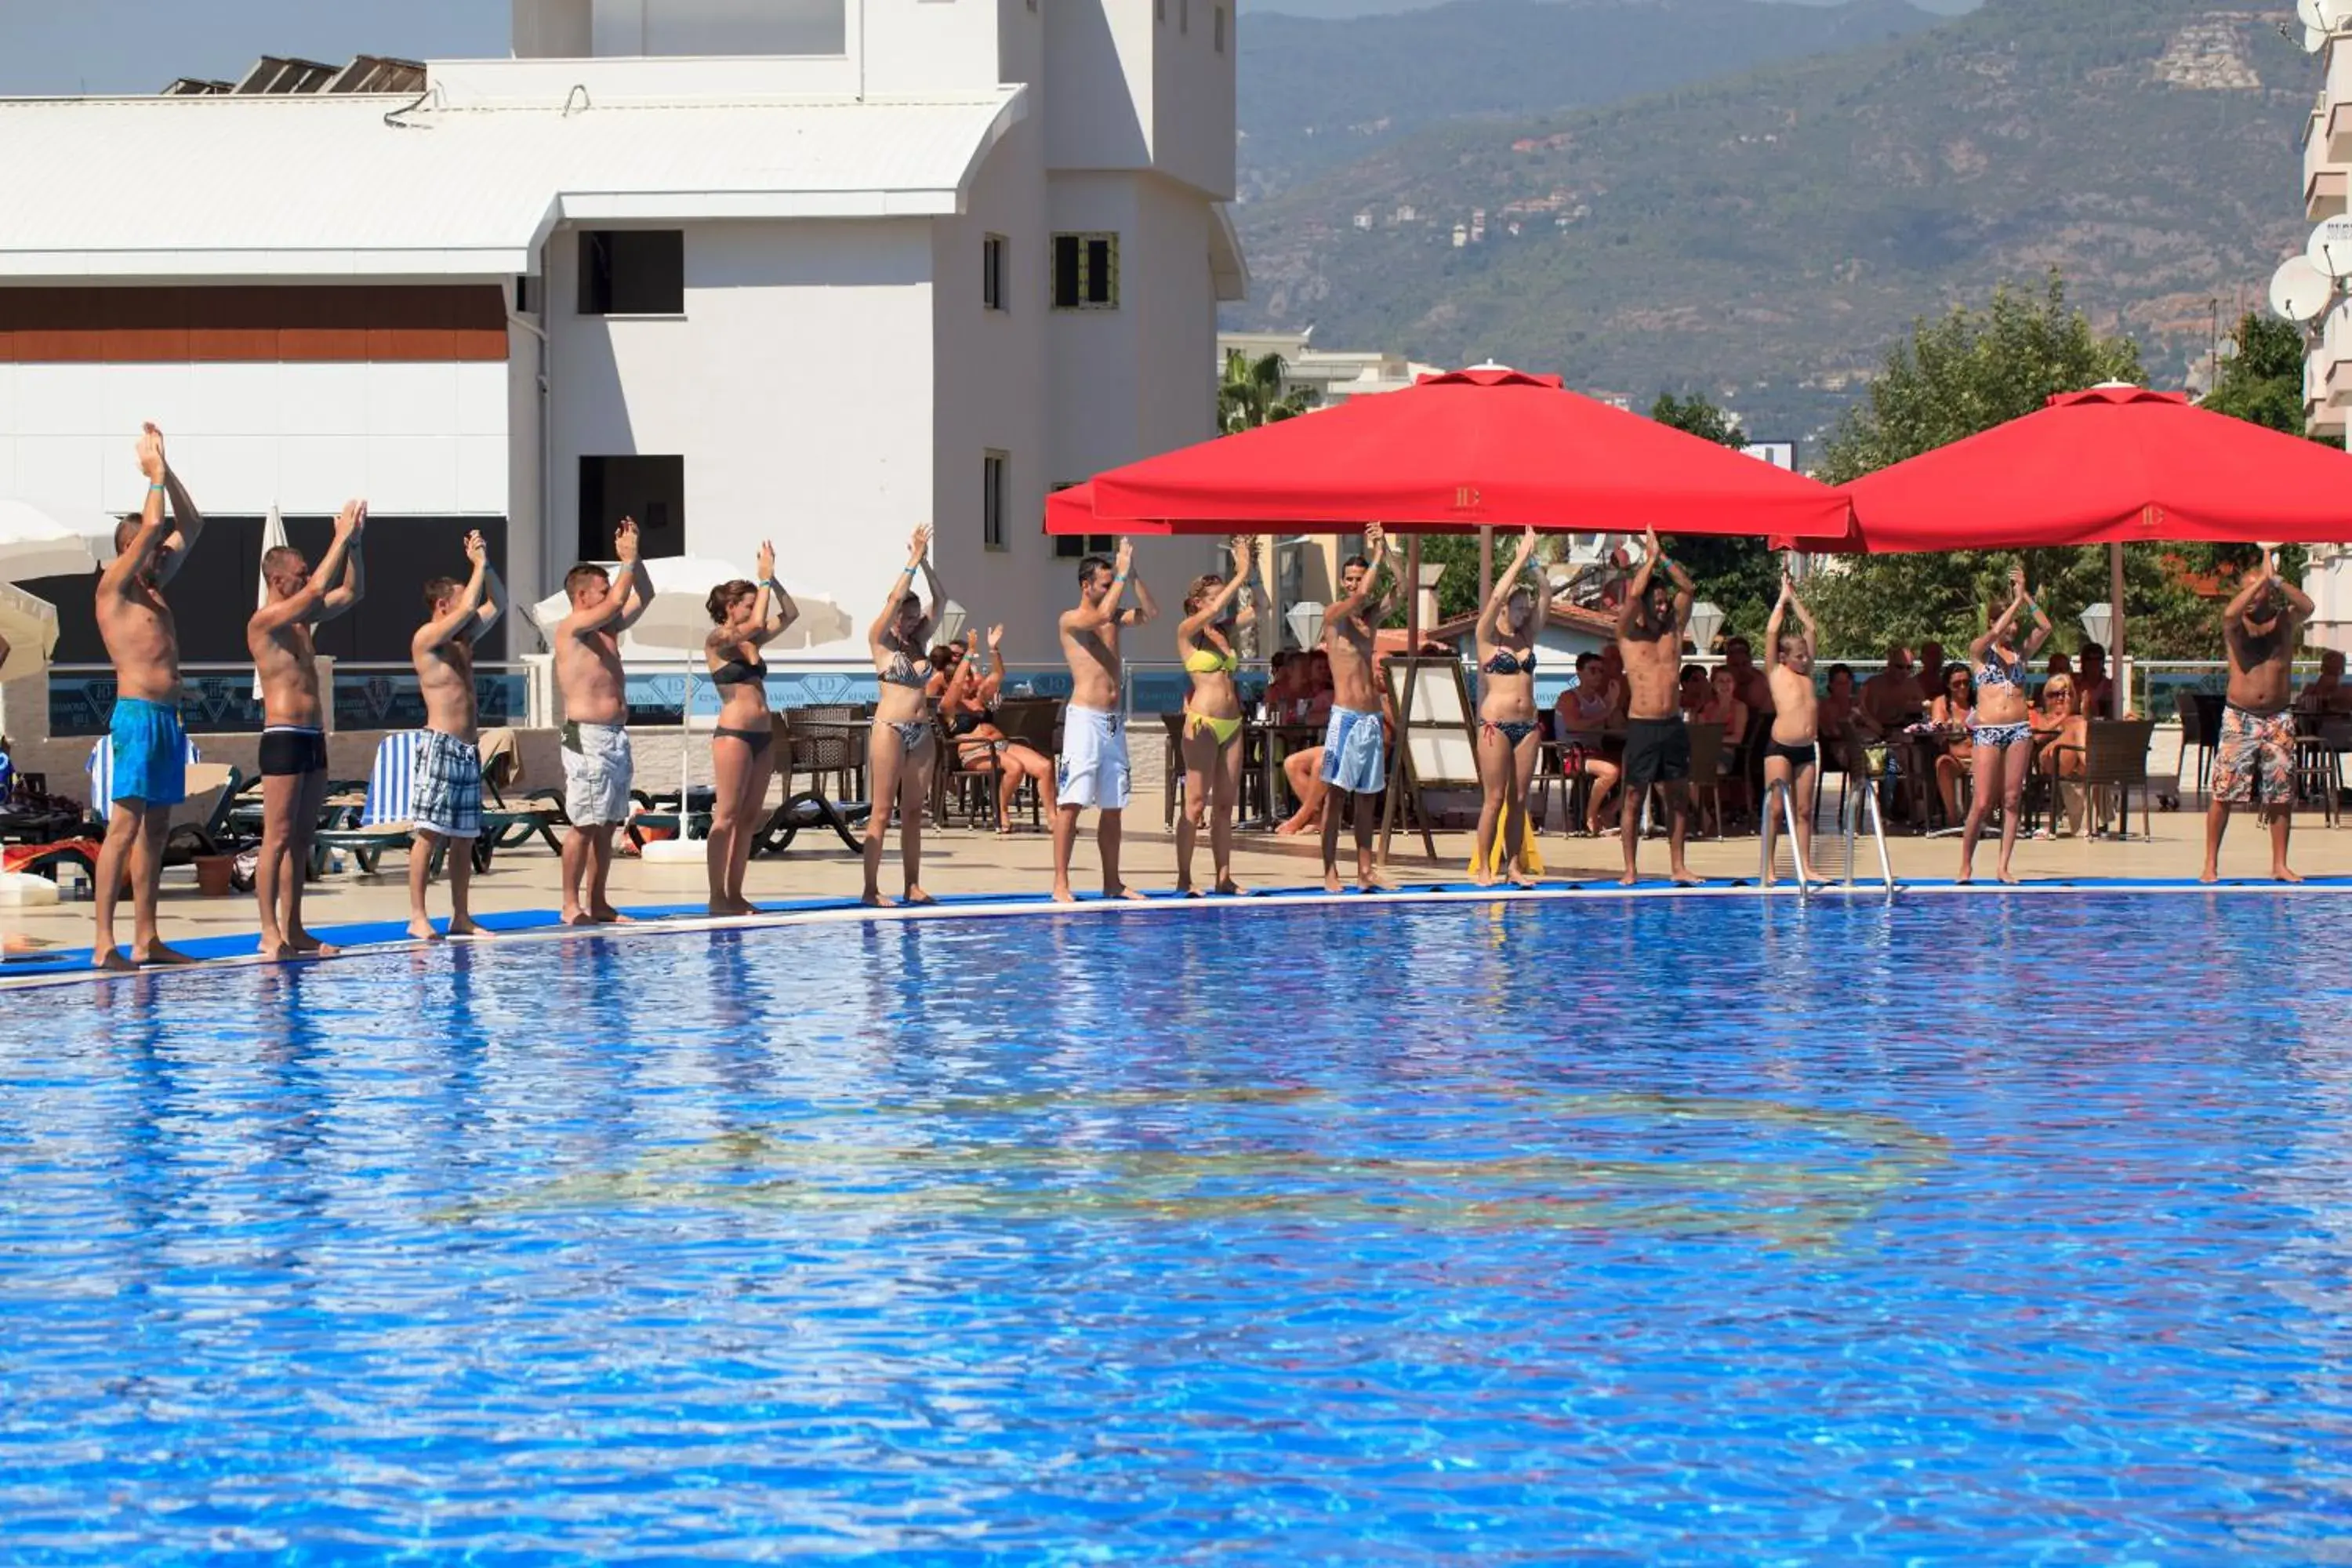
[1759,743,1896,899]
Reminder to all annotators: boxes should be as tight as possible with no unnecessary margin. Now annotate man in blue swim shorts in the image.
[92,423,207,970]
[1319,524,1399,893]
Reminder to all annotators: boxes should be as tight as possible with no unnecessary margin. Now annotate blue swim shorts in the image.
[109,695,187,807]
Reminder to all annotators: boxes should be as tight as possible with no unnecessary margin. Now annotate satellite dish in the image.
[2310,216,2352,278]
[2300,0,2327,30]
[2271,255,2334,322]
[2309,23,2330,52]
[2216,336,2240,362]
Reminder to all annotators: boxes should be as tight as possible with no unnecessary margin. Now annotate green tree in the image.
[1798,274,2261,662]
[1651,391,1779,644]
[2201,311,2319,442]
[1218,349,1316,435]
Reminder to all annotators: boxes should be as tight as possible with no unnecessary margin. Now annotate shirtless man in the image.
[2203,553,2312,884]
[407,531,508,939]
[1615,525,1698,887]
[1052,540,1157,903]
[554,517,652,925]
[1759,571,1823,887]
[92,423,207,970]
[246,499,365,960]
[1319,523,1401,893]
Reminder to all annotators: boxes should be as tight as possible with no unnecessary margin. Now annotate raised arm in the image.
[743,539,797,647]
[1121,547,1160,627]
[1657,529,1697,633]
[154,428,206,586]
[101,427,172,597]
[2017,568,2053,656]
[2270,550,2316,620]
[1479,526,1540,645]
[1180,536,1257,640]
[468,555,508,644]
[318,503,367,623]
[1764,577,1789,657]
[1332,523,1389,626]
[1615,546,1651,637]
[872,525,931,645]
[417,532,491,652]
[1066,538,1134,632]
[978,624,1007,702]
[253,501,361,633]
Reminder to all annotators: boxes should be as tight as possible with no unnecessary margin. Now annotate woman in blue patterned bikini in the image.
[863,525,947,908]
[1957,564,2052,885]
[1472,525,1546,889]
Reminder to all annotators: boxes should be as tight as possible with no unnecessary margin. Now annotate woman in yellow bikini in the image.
[1174,536,1259,896]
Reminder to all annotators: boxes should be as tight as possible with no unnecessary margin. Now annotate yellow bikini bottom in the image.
[1185,710,1245,746]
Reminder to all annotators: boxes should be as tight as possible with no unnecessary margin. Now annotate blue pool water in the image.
[5,895,2351,1561]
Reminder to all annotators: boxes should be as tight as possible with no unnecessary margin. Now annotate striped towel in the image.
[84,734,203,822]
[362,731,426,827]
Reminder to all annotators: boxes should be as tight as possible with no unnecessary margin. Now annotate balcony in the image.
[2326,42,2352,163]
[2307,317,2352,437]
[2310,103,2349,219]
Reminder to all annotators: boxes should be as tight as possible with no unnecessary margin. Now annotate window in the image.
[983,452,1010,550]
[514,274,536,313]
[1214,5,1225,50]
[578,230,684,316]
[1051,233,1119,310]
[1050,484,1114,559]
[1180,0,1189,31]
[579,454,685,564]
[983,234,1007,311]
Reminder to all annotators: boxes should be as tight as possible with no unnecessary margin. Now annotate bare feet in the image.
[446,920,494,938]
[132,942,196,966]
[1214,880,1247,897]
[1051,883,1078,906]
[862,891,897,909]
[1617,871,1639,887]
[1324,869,1345,894]
[588,906,633,924]
[561,909,591,927]
[288,931,338,956]
[2276,865,2305,884]
[1670,870,1703,887]
[1472,870,1496,888]
[407,918,443,942]
[904,888,938,906]
[1955,863,1973,887]
[93,946,136,972]
[2199,866,2220,885]
[1357,877,1385,895]
[1996,867,2020,886]
[1178,884,1202,898]
[1105,884,1148,902]
[1507,872,1538,889]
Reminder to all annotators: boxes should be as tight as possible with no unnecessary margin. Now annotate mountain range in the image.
[1229,0,2312,444]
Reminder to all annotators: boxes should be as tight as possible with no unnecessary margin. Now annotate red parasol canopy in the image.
[1832,385,2352,553]
[1044,367,1851,539]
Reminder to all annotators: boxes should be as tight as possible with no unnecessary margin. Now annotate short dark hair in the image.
[260,545,305,578]
[563,561,609,602]
[1077,554,1112,583]
[1828,662,1853,684]
[422,575,460,611]
[1341,554,1371,574]
[706,579,756,624]
[1575,652,1599,672]
[2078,641,2105,659]
[1680,664,1706,683]
[113,516,142,555]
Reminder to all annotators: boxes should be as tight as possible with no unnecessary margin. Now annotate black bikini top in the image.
[712,655,768,686]
[1483,647,1537,676]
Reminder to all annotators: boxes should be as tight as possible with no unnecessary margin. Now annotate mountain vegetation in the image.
[1230,0,2314,445]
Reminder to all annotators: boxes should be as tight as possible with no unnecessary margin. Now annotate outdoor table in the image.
[1243,720,1323,829]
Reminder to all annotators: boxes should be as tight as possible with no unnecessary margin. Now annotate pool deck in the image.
[5,785,2347,986]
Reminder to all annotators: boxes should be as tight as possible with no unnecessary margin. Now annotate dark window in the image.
[579,455,686,564]
[514,274,536,313]
[1051,233,1119,310]
[578,230,684,316]
[1214,5,1225,50]
[983,234,1007,311]
[984,452,1009,550]
[1049,485,1114,559]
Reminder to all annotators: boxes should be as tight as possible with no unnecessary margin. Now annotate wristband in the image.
[147,482,166,492]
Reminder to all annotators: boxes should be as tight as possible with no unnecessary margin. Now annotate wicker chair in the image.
[1685,720,1730,838]
[2175,691,2216,802]
[2048,718,2156,840]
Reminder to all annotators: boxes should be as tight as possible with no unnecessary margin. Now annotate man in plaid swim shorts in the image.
[2203,554,2311,884]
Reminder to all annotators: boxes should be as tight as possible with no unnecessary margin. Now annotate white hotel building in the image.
[0,0,1243,690]
[2303,35,2352,650]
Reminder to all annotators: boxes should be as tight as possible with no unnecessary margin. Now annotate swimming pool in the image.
[3,895,2348,1560]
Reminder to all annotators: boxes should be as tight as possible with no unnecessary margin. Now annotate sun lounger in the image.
[312,733,550,876]
[753,789,870,854]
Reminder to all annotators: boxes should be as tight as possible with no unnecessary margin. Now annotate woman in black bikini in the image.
[703,542,797,916]
[1472,525,1544,888]
[864,525,945,907]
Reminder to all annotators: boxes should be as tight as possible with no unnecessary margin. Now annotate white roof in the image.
[0,86,1026,279]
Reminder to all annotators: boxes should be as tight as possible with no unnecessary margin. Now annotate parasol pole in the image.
[2108,540,2127,717]
[1378,528,1421,867]
[1478,524,1494,608]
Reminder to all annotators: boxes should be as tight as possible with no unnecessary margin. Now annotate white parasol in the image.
[0,496,108,584]
[0,580,60,684]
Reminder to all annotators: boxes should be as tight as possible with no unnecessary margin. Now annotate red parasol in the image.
[1044,367,1851,540]
[1833,386,2352,553]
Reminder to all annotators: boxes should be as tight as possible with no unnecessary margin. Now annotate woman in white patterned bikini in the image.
[1957,565,2052,885]
[863,525,946,907]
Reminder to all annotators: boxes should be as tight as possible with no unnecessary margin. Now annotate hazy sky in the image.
[0,0,1981,96]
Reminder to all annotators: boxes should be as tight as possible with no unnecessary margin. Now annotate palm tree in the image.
[1218,349,1316,435]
